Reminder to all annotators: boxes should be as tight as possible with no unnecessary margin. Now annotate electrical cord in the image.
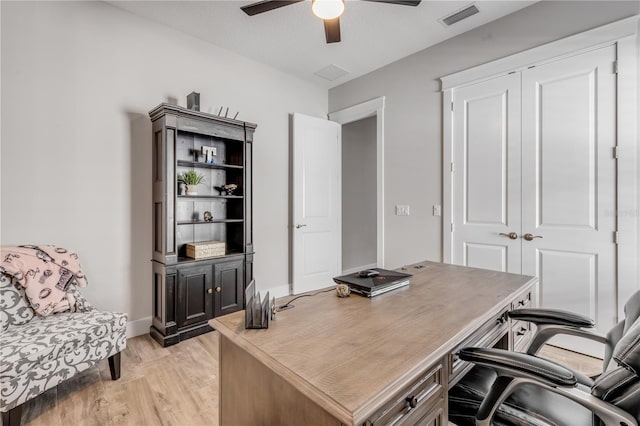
[277,287,335,311]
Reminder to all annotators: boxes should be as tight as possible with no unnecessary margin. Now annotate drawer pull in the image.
[518,300,526,306]
[496,316,506,325]
[516,327,528,336]
[406,395,418,409]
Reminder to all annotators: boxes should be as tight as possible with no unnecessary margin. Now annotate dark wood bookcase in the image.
[148,103,255,347]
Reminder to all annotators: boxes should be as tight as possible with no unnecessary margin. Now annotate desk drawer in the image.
[449,308,509,386]
[512,291,532,310]
[511,320,533,352]
[409,399,444,426]
[364,362,443,426]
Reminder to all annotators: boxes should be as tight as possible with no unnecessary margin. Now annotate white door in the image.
[521,46,618,350]
[450,45,619,355]
[452,73,522,273]
[292,113,341,294]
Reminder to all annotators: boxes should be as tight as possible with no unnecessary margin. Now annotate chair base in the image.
[1,405,22,426]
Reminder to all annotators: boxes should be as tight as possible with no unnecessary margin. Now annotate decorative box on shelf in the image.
[186,241,226,259]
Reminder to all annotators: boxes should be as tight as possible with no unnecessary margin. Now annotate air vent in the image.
[440,3,479,27]
[314,64,349,81]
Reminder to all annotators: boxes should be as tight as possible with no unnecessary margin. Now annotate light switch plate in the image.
[396,205,410,216]
[433,205,442,216]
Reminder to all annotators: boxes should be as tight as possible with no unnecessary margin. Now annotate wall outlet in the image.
[433,205,442,216]
[396,205,410,216]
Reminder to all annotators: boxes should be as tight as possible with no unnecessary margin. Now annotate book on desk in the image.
[333,268,412,297]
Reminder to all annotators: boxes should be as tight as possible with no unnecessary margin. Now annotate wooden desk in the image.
[211,261,537,425]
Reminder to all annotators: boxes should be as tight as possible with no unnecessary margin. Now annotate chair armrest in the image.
[508,308,595,328]
[458,347,577,387]
[509,308,606,356]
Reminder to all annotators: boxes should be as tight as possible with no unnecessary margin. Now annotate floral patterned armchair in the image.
[0,273,127,426]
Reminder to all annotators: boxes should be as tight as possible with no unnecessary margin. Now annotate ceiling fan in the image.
[241,0,422,44]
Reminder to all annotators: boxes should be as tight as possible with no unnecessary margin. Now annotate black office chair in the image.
[449,290,640,426]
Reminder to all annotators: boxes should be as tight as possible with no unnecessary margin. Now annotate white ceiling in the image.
[108,0,537,88]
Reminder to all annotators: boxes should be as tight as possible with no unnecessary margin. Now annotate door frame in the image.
[441,16,639,319]
[329,96,386,268]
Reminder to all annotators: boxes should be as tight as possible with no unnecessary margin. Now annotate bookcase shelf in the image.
[177,219,245,225]
[177,160,244,170]
[177,195,243,200]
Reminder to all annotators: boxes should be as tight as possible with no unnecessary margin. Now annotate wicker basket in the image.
[186,241,226,259]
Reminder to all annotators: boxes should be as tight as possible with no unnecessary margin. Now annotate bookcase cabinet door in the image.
[214,259,244,317]
[177,263,214,328]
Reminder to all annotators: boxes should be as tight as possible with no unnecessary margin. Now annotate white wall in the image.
[0,1,326,336]
[329,1,640,270]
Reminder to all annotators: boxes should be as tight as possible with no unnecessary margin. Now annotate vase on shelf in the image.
[186,185,198,195]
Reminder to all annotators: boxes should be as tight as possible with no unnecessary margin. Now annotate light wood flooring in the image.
[19,332,220,426]
[539,344,602,377]
[17,332,602,426]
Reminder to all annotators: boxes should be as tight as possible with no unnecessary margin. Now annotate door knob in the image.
[499,232,518,240]
[295,224,307,229]
[216,287,222,293]
[523,233,543,241]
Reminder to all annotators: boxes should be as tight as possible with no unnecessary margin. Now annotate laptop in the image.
[333,268,412,297]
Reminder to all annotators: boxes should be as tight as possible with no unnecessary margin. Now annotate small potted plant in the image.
[178,171,206,195]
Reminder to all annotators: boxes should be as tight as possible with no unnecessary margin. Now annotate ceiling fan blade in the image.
[324,18,341,44]
[241,0,304,16]
[361,0,422,6]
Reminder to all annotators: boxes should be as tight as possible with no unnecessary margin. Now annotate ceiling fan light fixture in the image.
[312,0,345,20]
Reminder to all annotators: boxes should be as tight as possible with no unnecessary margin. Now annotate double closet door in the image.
[451,45,618,343]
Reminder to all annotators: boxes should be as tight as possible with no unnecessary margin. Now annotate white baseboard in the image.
[262,284,291,299]
[342,263,377,275]
[127,316,151,338]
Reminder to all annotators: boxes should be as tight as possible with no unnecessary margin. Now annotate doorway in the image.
[341,117,377,273]
[329,96,386,271]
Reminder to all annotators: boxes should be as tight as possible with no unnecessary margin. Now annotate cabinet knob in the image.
[216,287,222,293]
[406,395,418,409]
[207,289,213,294]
